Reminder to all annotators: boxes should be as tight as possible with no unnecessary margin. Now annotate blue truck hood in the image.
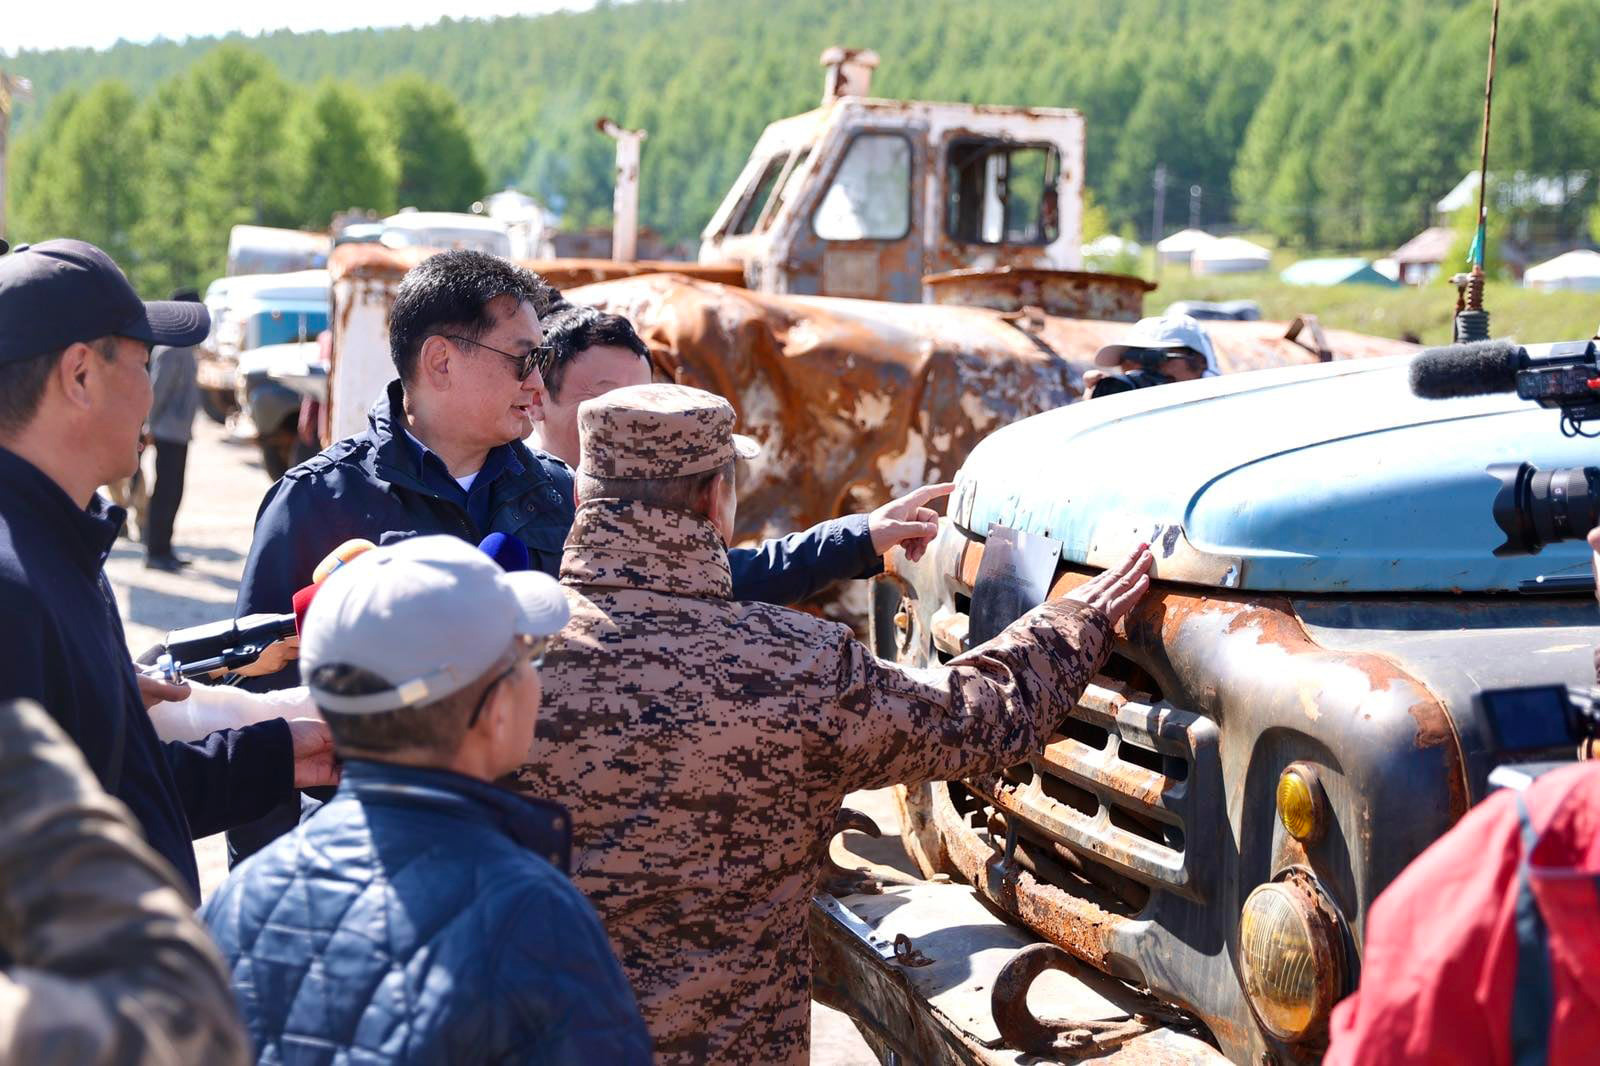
[950,355,1598,593]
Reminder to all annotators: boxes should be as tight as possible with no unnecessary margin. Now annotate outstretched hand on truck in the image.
[1064,545,1154,627]
[869,482,955,563]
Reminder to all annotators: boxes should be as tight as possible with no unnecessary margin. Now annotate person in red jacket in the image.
[1325,527,1600,1066]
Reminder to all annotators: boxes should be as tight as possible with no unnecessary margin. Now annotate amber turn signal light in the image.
[1276,763,1324,843]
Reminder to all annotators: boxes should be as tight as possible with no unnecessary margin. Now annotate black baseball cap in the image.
[0,239,210,365]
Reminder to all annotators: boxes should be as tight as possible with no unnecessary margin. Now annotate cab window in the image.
[757,148,811,233]
[946,139,1061,245]
[730,153,791,237]
[813,132,911,241]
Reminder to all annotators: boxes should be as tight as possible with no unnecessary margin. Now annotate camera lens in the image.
[1489,462,1600,556]
[1088,368,1170,399]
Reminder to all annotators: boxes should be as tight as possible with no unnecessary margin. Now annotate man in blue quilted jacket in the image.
[202,535,651,1064]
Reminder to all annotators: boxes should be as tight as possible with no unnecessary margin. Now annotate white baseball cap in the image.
[300,534,569,714]
[1094,313,1219,375]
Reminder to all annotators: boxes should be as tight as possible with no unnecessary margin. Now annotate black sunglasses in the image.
[444,334,557,382]
[466,634,550,728]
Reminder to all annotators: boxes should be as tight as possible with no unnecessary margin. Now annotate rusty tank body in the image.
[327,256,1412,549]
[560,274,1413,545]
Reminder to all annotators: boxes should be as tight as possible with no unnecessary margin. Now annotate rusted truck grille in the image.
[962,681,1219,907]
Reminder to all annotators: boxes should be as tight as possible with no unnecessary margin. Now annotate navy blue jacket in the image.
[202,760,653,1065]
[0,447,292,897]
[236,380,881,687]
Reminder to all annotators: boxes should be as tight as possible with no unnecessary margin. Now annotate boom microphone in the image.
[1408,339,1525,399]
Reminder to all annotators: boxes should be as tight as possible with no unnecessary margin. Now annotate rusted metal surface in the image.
[700,90,1090,299]
[891,933,934,967]
[811,883,1229,1065]
[566,274,1413,547]
[924,267,1152,322]
[822,807,888,897]
[928,778,1120,971]
[568,273,1079,543]
[880,525,1489,1065]
[991,943,1193,1057]
[327,241,743,290]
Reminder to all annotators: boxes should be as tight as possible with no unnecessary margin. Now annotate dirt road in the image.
[106,416,882,1064]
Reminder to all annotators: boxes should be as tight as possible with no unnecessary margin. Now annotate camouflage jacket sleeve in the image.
[0,699,250,1066]
[812,599,1113,794]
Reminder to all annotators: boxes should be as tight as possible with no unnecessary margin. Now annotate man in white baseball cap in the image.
[201,535,652,1065]
[1086,312,1219,398]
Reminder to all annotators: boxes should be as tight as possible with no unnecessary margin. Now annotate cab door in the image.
[783,125,925,302]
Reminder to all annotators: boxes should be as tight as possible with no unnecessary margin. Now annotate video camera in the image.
[1087,350,1184,399]
[1409,337,1600,555]
[1481,683,1600,767]
[136,613,297,682]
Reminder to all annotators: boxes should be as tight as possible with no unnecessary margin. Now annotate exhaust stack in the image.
[820,47,879,103]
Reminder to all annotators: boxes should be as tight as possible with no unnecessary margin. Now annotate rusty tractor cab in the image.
[699,48,1114,316]
[820,356,1600,1064]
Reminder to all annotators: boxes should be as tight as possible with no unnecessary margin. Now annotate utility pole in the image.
[1189,184,1202,230]
[596,117,647,263]
[0,70,34,241]
[1151,163,1168,282]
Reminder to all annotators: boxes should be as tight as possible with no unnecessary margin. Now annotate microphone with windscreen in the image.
[1407,337,1600,556]
[478,532,531,572]
[1408,339,1526,399]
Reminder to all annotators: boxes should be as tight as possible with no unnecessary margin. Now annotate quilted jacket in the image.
[202,759,652,1065]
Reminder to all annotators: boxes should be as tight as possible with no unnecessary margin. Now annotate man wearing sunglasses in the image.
[227,250,575,861]
[231,249,939,861]
[237,250,912,685]
[203,534,652,1064]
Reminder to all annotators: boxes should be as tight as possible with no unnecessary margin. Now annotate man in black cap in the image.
[0,239,335,898]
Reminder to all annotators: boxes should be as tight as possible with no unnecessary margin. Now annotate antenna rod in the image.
[1472,0,1501,274]
[1456,0,1501,343]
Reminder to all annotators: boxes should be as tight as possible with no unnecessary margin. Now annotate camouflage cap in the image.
[579,383,760,478]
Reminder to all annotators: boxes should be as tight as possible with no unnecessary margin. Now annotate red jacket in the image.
[1326,761,1600,1065]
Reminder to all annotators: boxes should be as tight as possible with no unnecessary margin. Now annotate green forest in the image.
[6,0,1599,294]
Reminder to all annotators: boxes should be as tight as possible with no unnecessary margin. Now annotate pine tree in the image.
[18,82,145,271]
[188,77,302,279]
[379,76,488,212]
[286,82,397,230]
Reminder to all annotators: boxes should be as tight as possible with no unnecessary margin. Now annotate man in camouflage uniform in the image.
[0,698,249,1066]
[510,383,1153,1063]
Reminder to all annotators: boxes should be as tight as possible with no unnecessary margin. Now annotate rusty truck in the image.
[325,49,1411,552]
[311,47,1459,1065]
[821,353,1600,1064]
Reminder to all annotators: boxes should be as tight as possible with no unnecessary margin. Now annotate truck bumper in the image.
[811,884,1228,1065]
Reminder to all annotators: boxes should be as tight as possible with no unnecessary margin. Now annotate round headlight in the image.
[1276,763,1324,842]
[1238,873,1343,1042]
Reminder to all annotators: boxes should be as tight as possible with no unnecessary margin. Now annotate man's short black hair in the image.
[387,250,561,384]
[0,338,114,438]
[308,661,484,757]
[539,305,652,401]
